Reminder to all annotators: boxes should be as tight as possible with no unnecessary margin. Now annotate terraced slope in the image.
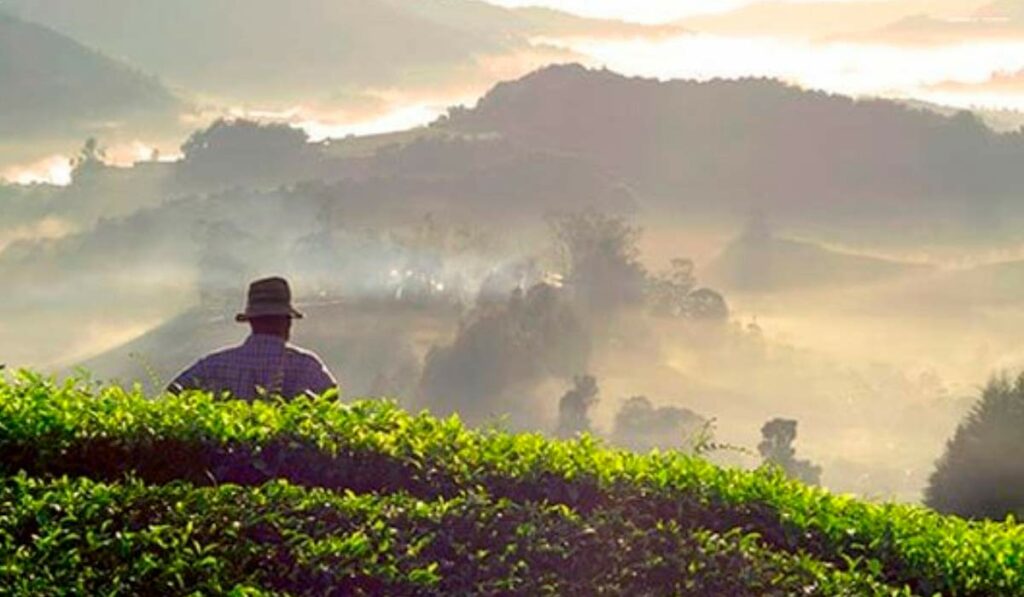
[0,374,1021,595]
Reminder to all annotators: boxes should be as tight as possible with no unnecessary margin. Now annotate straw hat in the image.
[235,277,304,322]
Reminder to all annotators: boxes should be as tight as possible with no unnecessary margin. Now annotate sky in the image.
[485,0,753,22]
[5,0,1022,186]
[486,0,1024,114]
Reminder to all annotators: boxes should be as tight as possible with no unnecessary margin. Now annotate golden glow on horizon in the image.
[550,34,1024,110]
[2,155,73,186]
[485,0,757,23]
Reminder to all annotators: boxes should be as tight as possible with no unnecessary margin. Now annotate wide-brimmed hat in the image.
[235,277,304,322]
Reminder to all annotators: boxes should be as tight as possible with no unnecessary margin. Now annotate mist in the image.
[7,0,1024,508]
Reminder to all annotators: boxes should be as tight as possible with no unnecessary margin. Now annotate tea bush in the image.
[1,374,1022,595]
[0,475,892,596]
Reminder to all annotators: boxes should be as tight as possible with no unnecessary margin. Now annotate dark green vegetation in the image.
[2,476,886,595]
[2,375,1023,595]
[927,374,1024,520]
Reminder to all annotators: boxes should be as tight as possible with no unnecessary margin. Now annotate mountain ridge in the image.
[0,13,178,137]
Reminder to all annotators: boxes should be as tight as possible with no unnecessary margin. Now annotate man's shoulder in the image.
[285,343,328,366]
[285,343,337,387]
[195,343,249,365]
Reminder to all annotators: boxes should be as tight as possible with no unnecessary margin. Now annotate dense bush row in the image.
[2,374,1023,594]
[0,475,890,596]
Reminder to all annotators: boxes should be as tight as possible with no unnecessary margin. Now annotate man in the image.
[169,277,337,400]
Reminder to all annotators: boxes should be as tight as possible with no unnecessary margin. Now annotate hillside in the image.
[855,0,1024,44]
[442,65,1024,240]
[0,375,1020,594]
[0,13,177,137]
[0,0,671,104]
[705,227,932,292]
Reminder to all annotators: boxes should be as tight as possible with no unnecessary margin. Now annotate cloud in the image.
[677,0,985,39]
[484,0,750,24]
[930,69,1024,93]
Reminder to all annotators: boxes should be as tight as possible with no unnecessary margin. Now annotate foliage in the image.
[648,259,730,321]
[612,396,705,453]
[555,375,599,438]
[418,284,590,425]
[927,374,1024,520]
[70,137,107,180]
[178,119,320,186]
[1,374,1023,594]
[758,419,822,486]
[549,210,647,315]
[0,475,890,596]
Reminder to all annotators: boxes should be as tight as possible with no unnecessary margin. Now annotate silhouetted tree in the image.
[758,418,821,486]
[683,288,729,321]
[556,375,599,438]
[419,283,591,426]
[612,395,705,453]
[927,374,1024,519]
[648,258,729,321]
[70,137,106,181]
[648,258,697,317]
[178,119,318,186]
[551,210,646,315]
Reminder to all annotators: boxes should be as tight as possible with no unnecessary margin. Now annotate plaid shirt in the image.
[168,334,337,400]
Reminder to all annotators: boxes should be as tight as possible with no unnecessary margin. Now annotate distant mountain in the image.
[900,98,1024,133]
[852,0,1024,44]
[1,0,674,104]
[393,0,682,38]
[442,64,1024,239]
[705,225,932,292]
[0,13,177,137]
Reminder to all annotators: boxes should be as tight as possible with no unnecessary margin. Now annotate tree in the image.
[648,258,729,321]
[70,137,106,181]
[683,288,729,321]
[556,375,599,438]
[418,284,591,427]
[612,396,705,453]
[648,258,696,317]
[758,418,821,486]
[926,374,1024,519]
[178,119,317,185]
[550,210,647,315]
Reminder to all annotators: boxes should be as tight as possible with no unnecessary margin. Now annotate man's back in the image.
[169,334,336,400]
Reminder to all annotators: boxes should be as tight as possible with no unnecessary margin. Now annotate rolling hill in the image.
[0,13,178,137]
[856,0,1024,44]
[705,225,933,292]
[0,0,674,104]
[442,64,1024,243]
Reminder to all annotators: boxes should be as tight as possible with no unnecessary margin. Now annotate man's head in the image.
[236,277,303,339]
[248,315,292,340]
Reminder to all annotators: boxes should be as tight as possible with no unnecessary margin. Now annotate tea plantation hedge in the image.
[1,373,1022,595]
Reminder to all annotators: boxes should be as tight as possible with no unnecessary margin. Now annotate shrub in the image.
[0,475,891,596]
[1,374,1023,595]
[927,374,1024,519]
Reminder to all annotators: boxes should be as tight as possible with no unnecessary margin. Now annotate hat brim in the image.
[235,307,304,322]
